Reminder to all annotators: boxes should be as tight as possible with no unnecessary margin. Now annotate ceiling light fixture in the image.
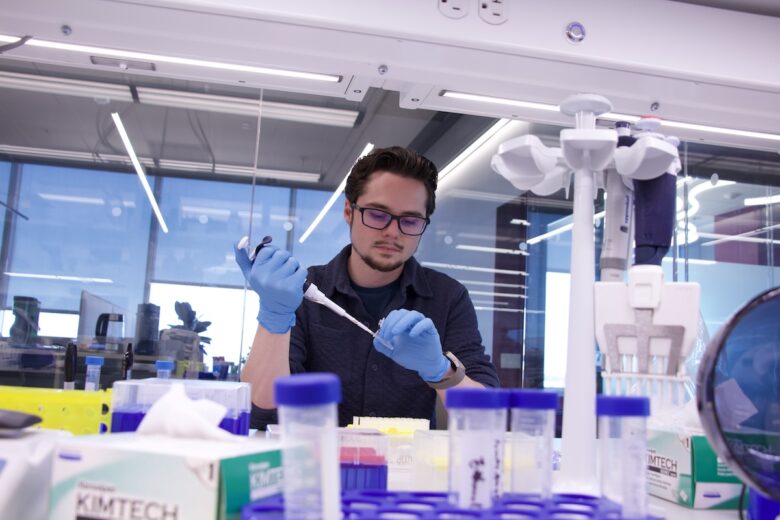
[38,193,106,205]
[0,71,357,127]
[510,218,530,226]
[0,35,341,83]
[111,112,169,233]
[298,142,375,244]
[0,145,321,183]
[661,257,717,266]
[137,87,358,127]
[474,306,523,313]
[421,261,527,276]
[456,244,529,256]
[698,231,780,247]
[441,90,780,143]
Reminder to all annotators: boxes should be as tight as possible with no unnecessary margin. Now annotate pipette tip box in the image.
[110,378,251,435]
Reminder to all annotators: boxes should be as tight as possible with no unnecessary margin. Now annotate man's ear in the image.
[343,199,352,225]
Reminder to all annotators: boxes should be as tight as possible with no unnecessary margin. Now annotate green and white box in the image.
[49,433,283,520]
[647,428,742,509]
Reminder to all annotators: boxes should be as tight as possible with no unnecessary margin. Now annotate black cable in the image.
[187,111,216,174]
[738,483,746,520]
[0,35,31,54]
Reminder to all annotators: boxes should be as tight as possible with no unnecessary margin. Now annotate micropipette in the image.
[239,235,393,350]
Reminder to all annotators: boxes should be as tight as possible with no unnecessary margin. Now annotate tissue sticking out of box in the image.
[136,383,238,442]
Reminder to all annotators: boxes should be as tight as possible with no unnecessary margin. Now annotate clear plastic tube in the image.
[84,355,104,391]
[447,388,508,509]
[155,359,174,379]
[276,373,341,520]
[597,396,649,519]
[510,408,555,497]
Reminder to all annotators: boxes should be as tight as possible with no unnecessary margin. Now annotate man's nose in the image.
[383,218,402,238]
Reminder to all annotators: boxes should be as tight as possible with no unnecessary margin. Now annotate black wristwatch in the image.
[426,351,466,390]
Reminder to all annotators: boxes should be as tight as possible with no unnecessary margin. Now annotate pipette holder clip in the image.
[595,265,700,405]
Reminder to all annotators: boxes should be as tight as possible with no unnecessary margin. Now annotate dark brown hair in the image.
[344,146,438,216]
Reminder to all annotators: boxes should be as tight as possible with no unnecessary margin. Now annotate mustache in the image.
[373,241,403,252]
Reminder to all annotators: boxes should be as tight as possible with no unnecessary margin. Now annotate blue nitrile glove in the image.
[234,241,308,334]
[373,309,450,382]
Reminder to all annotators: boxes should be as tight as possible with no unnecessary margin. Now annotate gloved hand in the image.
[234,240,308,334]
[373,309,450,382]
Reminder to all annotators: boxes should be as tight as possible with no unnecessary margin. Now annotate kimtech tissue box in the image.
[49,433,283,520]
[647,428,742,509]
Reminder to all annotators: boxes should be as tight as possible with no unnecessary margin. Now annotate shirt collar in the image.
[323,244,434,299]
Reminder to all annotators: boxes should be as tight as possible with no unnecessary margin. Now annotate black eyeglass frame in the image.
[350,203,430,236]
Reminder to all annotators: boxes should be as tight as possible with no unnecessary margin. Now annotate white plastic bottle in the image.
[155,359,174,379]
[509,389,559,498]
[597,395,650,518]
[84,355,104,391]
[446,388,509,509]
[275,373,341,520]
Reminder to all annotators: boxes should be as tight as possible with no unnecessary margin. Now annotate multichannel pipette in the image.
[238,236,393,350]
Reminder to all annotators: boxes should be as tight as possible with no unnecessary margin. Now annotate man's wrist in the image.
[426,352,466,390]
[258,308,295,334]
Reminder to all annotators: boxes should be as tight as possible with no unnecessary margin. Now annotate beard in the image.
[357,246,404,273]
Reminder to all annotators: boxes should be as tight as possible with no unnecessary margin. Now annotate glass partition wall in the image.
[1,70,779,390]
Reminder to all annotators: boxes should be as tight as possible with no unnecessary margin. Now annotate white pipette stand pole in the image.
[557,95,617,494]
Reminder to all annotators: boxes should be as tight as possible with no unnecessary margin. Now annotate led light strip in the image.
[298,143,375,243]
[421,261,527,276]
[437,118,514,183]
[441,90,780,142]
[5,272,113,283]
[0,35,341,83]
[111,112,169,234]
[526,211,606,245]
[456,244,529,256]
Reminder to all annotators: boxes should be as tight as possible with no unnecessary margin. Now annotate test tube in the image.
[446,387,509,509]
[508,389,559,498]
[84,355,104,391]
[155,359,175,379]
[275,373,341,520]
[597,395,651,519]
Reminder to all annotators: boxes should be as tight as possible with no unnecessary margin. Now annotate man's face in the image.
[344,171,429,273]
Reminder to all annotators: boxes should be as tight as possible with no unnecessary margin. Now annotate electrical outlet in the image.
[439,0,469,19]
[478,0,507,25]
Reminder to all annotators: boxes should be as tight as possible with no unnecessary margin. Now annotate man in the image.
[236,146,498,428]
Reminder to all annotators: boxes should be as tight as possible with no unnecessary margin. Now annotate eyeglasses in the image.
[351,203,430,236]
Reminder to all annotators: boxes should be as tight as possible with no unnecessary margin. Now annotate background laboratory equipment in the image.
[597,395,650,519]
[697,286,780,519]
[84,355,104,391]
[9,295,40,346]
[508,389,558,498]
[134,303,160,355]
[446,387,509,509]
[155,359,174,379]
[275,372,341,519]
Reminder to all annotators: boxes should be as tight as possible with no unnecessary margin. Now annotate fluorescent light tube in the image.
[510,218,530,226]
[111,112,169,234]
[468,290,527,299]
[460,280,526,289]
[661,257,716,266]
[438,118,513,183]
[298,143,375,243]
[456,244,529,256]
[474,306,523,313]
[441,90,780,142]
[5,272,113,283]
[744,194,780,206]
[421,261,527,276]
[527,211,606,245]
[0,35,341,83]
[38,193,106,205]
[441,91,559,113]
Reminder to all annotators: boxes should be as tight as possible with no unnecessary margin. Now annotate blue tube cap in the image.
[445,388,509,410]
[274,373,341,407]
[596,395,650,417]
[510,389,559,410]
[85,356,104,367]
[155,359,175,371]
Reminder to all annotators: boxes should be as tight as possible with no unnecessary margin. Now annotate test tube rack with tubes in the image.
[241,490,665,519]
[110,378,251,434]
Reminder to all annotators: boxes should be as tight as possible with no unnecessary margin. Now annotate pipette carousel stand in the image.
[492,93,697,495]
